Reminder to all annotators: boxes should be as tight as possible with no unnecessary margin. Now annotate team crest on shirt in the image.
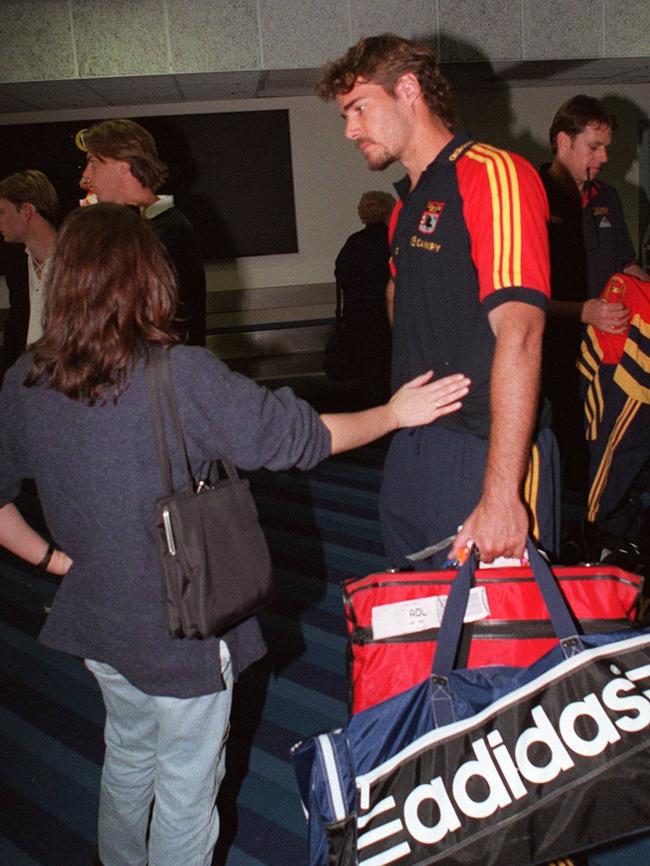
[594,206,612,228]
[418,201,445,235]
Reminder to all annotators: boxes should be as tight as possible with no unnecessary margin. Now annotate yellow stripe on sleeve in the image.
[467,148,503,289]
[468,144,523,289]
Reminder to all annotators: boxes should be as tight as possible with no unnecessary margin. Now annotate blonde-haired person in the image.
[0,169,59,378]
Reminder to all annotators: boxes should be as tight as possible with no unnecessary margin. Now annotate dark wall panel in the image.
[0,110,298,260]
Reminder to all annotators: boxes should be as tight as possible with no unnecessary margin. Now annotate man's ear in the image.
[555,131,572,153]
[19,202,37,220]
[394,72,421,104]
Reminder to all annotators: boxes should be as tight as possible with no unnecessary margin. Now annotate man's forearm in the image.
[483,317,542,505]
[451,303,545,562]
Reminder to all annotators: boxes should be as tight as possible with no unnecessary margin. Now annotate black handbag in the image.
[146,348,274,639]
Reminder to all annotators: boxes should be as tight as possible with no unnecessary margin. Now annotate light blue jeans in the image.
[85,645,233,866]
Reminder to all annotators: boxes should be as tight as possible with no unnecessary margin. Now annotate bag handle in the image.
[145,347,241,495]
[146,348,180,496]
[432,540,582,680]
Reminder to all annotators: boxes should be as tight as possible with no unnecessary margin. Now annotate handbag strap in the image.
[145,347,241,495]
[146,347,190,495]
[432,540,583,681]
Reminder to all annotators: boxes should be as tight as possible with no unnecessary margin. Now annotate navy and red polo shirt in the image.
[389,133,550,439]
[539,164,636,302]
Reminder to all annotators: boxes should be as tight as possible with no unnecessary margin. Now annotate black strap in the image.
[158,348,196,488]
[146,348,176,496]
[145,347,240,495]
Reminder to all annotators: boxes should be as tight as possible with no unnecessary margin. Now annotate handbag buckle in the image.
[161,506,177,556]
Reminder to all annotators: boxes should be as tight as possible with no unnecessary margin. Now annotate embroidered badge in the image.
[418,201,445,235]
[599,216,612,228]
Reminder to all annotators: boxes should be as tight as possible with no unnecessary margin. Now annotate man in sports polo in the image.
[318,34,559,568]
[541,95,649,561]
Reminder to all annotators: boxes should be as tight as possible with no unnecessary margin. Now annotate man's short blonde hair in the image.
[0,169,59,223]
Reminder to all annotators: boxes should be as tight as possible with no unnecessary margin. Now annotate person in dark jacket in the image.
[78,118,207,346]
[335,190,395,406]
[0,204,469,866]
[540,95,649,560]
[539,95,647,493]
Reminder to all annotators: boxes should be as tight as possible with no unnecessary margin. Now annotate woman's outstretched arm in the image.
[321,371,470,454]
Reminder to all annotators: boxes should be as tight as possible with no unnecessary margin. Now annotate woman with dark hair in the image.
[0,203,469,866]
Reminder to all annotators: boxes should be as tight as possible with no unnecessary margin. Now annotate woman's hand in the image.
[388,371,470,429]
[0,503,73,576]
[321,371,470,454]
[49,549,73,576]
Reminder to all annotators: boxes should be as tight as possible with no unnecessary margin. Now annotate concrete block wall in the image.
[0,0,648,84]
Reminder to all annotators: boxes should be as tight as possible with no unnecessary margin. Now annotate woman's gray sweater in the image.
[0,346,331,697]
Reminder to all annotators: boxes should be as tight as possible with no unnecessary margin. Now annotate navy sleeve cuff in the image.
[482,287,548,314]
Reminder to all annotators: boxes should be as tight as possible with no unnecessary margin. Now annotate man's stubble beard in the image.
[365,149,397,171]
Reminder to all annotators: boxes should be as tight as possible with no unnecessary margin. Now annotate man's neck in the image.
[127,190,158,211]
[110,180,158,210]
[549,157,582,196]
[25,219,57,266]
[402,118,454,189]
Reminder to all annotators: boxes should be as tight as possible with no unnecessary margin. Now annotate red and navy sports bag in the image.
[294,544,650,866]
[344,562,642,714]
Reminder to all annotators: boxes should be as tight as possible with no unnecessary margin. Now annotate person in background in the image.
[0,170,58,379]
[335,190,395,407]
[317,34,558,568]
[79,118,207,346]
[0,203,469,866]
[540,95,649,558]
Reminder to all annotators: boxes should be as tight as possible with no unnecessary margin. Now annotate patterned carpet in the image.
[1,440,649,865]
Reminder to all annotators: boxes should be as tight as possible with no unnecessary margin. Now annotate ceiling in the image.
[0,57,648,115]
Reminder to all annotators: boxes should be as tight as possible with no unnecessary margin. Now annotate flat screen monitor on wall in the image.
[0,109,298,260]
